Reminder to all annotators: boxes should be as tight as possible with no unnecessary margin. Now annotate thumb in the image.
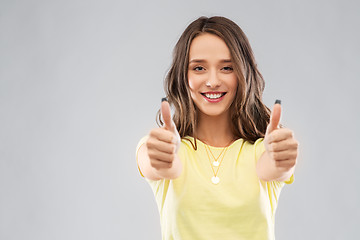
[266,99,282,135]
[161,98,176,132]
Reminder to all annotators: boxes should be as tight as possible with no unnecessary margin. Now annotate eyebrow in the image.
[189,59,232,63]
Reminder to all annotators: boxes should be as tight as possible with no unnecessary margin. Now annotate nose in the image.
[205,70,221,88]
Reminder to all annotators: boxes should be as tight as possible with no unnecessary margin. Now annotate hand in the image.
[146,99,181,171]
[264,101,299,170]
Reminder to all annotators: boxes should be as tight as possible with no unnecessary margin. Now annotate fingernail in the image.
[275,99,281,105]
[161,97,168,102]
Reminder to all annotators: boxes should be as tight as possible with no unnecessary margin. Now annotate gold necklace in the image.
[207,144,227,167]
[203,141,232,184]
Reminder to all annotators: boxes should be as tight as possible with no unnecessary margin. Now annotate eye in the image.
[193,66,205,71]
[222,66,233,72]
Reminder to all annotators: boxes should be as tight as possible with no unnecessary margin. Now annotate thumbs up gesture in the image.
[146,98,181,172]
[264,100,299,170]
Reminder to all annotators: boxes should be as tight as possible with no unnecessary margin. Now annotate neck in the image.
[196,111,236,147]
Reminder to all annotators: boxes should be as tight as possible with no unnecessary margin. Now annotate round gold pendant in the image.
[211,176,220,184]
[213,161,219,167]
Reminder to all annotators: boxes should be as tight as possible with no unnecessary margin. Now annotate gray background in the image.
[1,0,359,239]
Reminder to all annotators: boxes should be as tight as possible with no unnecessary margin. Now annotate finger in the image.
[274,159,296,168]
[267,129,294,144]
[147,137,176,154]
[149,128,176,144]
[266,100,282,135]
[270,149,298,161]
[161,98,175,132]
[151,159,173,170]
[148,148,175,163]
[268,139,298,152]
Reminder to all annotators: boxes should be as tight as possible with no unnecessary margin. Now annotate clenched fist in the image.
[146,98,181,171]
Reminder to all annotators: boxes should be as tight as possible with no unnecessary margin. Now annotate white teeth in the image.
[204,93,223,99]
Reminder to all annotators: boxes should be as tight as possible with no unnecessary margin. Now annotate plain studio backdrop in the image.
[0,0,359,239]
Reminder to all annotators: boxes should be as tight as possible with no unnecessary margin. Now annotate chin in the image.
[198,108,229,117]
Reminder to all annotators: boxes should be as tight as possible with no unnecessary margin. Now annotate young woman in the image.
[136,16,298,240]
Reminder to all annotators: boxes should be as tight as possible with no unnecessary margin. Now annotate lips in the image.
[199,92,227,103]
[200,92,227,99]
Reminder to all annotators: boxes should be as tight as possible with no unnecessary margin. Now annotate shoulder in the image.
[180,136,198,151]
[241,137,264,149]
[239,138,265,161]
[253,138,265,161]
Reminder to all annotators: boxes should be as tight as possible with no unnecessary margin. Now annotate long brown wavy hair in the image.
[156,16,271,150]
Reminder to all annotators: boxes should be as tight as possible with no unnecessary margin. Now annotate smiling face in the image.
[188,33,238,118]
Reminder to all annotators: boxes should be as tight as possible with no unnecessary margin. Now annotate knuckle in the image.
[149,129,158,137]
[148,151,155,159]
[289,158,296,165]
[168,153,175,162]
[146,139,153,149]
[170,145,176,153]
[269,133,275,141]
[150,161,159,170]
[169,133,176,143]
[286,131,294,139]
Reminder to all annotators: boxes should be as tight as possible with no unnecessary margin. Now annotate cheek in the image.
[188,74,200,92]
[227,77,239,102]
[187,76,197,100]
[229,76,238,91]
[188,79,195,90]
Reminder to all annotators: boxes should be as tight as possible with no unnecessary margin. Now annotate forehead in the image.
[189,33,231,60]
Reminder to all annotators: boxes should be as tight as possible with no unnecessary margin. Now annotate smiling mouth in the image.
[200,92,227,99]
